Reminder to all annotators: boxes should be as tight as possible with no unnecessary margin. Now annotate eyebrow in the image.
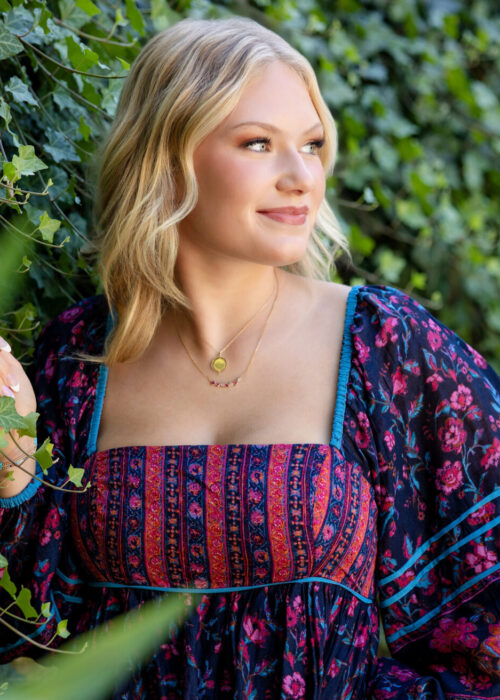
[229,120,324,134]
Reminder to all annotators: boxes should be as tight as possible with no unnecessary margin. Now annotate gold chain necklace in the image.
[205,271,277,373]
[176,271,279,388]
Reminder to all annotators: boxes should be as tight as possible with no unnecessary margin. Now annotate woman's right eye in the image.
[242,138,271,152]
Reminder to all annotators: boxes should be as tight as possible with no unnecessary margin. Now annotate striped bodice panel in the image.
[71,443,376,601]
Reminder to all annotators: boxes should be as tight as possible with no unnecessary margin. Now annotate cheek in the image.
[195,153,264,207]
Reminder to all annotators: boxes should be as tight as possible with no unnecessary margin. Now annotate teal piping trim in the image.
[381,513,500,608]
[55,567,84,586]
[0,465,43,509]
[380,488,500,586]
[330,285,360,448]
[86,310,114,455]
[387,560,500,644]
[87,576,374,604]
[56,591,84,604]
[50,590,62,623]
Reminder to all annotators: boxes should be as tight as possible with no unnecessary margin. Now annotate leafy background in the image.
[0,0,499,374]
[0,0,498,693]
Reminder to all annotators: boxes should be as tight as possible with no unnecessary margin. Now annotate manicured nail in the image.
[6,374,19,392]
[0,338,11,353]
[1,385,15,398]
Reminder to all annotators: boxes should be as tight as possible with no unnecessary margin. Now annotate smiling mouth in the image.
[258,211,308,225]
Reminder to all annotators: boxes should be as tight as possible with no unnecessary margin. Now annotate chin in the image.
[267,240,310,268]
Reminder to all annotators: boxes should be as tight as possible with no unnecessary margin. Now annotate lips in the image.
[258,206,309,225]
[258,206,309,215]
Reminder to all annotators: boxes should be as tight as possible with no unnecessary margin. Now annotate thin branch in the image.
[0,607,47,627]
[33,53,111,118]
[53,17,137,47]
[0,447,87,494]
[0,324,40,334]
[337,197,379,211]
[0,616,85,654]
[0,181,52,197]
[0,213,67,249]
[18,37,127,80]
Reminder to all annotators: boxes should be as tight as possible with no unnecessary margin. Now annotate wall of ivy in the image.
[1,0,499,369]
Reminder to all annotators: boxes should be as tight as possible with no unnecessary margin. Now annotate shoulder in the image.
[350,285,498,389]
[35,294,110,360]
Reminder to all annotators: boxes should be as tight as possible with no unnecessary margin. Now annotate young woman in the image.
[1,16,499,699]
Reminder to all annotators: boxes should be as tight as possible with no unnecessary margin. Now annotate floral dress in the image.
[1,285,499,699]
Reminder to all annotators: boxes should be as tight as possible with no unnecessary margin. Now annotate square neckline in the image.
[85,285,362,457]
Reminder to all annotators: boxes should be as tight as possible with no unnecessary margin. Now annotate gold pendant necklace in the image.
[176,270,279,388]
[207,274,277,373]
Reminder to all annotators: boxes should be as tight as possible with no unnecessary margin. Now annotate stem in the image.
[0,213,67,249]
[33,55,111,118]
[0,616,84,654]
[53,17,137,46]
[17,37,126,79]
[0,443,87,494]
[0,179,51,196]
[0,608,46,627]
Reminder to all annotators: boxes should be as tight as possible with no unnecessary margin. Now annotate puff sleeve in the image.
[0,298,105,662]
[349,286,500,698]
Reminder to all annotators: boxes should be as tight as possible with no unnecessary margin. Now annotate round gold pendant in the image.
[211,356,227,373]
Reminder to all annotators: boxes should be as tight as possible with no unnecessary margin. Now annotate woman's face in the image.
[177,60,327,268]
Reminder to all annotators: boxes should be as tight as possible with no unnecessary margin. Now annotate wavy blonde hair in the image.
[87,16,348,365]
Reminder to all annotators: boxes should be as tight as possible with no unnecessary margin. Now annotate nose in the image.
[276,149,316,194]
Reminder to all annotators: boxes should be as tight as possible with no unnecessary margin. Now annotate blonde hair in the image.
[86,16,348,365]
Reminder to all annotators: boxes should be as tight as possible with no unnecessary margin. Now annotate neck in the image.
[172,256,279,354]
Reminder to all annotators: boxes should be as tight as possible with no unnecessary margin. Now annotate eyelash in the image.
[243,137,325,155]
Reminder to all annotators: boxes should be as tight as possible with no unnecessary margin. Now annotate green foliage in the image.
[4,592,191,700]
[0,0,498,370]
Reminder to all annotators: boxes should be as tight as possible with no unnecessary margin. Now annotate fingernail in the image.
[0,338,11,353]
[6,374,19,392]
[1,385,15,398]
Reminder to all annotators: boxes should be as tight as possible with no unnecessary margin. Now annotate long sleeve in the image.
[0,296,107,661]
[349,286,500,698]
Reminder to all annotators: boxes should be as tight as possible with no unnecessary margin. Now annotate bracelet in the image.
[0,437,37,470]
[0,456,25,470]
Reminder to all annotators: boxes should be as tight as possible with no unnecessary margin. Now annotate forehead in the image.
[220,61,321,132]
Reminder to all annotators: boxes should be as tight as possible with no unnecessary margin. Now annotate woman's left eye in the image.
[302,139,325,155]
[242,138,325,155]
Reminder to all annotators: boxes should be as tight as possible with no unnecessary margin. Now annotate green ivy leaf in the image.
[125,0,145,34]
[16,586,38,619]
[57,618,70,639]
[349,224,375,256]
[16,410,38,439]
[0,567,17,598]
[33,438,54,475]
[76,0,101,16]
[12,145,47,177]
[41,602,52,619]
[20,255,32,272]
[5,76,38,107]
[2,160,18,182]
[0,96,12,129]
[0,553,8,569]
[0,21,23,61]
[38,211,61,243]
[44,129,79,163]
[65,35,99,72]
[67,464,84,487]
[78,115,92,141]
[0,396,26,432]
